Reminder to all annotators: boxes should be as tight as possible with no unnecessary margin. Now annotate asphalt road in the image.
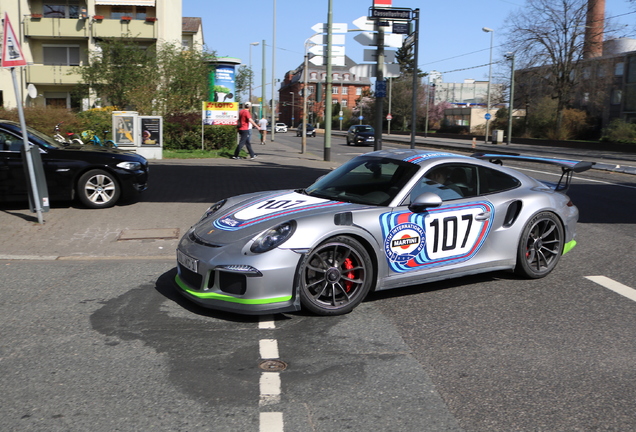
[1,133,635,431]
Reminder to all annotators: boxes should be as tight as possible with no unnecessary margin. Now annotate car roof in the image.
[363,149,472,166]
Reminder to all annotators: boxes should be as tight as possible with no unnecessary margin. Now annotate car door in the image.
[381,163,499,282]
[0,131,29,200]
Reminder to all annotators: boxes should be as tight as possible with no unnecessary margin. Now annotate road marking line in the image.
[259,372,281,406]
[586,276,636,302]
[260,339,280,359]
[260,412,284,432]
[259,315,276,329]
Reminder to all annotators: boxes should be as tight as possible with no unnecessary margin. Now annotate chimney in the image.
[584,0,605,59]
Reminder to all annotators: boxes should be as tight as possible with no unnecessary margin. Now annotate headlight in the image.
[250,221,297,253]
[116,161,141,170]
[200,199,227,221]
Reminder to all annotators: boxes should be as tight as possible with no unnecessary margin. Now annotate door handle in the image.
[475,212,491,221]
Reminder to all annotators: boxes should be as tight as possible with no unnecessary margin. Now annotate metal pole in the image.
[12,68,44,224]
[323,0,333,161]
[374,23,385,152]
[425,78,430,138]
[261,40,266,119]
[483,27,494,144]
[507,53,515,145]
[302,47,309,153]
[387,77,392,135]
[271,0,276,142]
[409,9,420,148]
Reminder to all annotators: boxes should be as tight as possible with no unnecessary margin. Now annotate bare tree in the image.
[504,0,591,135]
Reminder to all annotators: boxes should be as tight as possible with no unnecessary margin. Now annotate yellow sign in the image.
[202,101,239,126]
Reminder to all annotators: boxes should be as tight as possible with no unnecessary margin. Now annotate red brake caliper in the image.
[343,258,355,292]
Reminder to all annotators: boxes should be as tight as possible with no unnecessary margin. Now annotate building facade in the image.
[0,0,201,110]
[278,56,372,127]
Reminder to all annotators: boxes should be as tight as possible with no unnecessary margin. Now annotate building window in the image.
[111,6,146,20]
[43,1,80,19]
[615,62,625,76]
[43,45,80,66]
[332,87,338,94]
[627,57,636,83]
[310,72,317,80]
[343,73,350,81]
[308,86,315,95]
[342,87,348,95]
[341,99,348,107]
[611,89,622,105]
[356,88,362,96]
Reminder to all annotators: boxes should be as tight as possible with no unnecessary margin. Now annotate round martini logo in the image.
[384,222,425,263]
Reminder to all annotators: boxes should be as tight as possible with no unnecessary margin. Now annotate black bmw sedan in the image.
[0,120,148,209]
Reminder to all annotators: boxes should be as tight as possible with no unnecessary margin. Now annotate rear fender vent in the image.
[503,200,523,228]
[334,212,353,226]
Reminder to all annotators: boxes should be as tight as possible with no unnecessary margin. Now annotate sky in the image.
[183,0,636,97]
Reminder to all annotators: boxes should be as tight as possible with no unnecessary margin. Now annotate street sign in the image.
[363,49,396,63]
[375,80,387,98]
[369,8,411,20]
[309,55,346,67]
[311,22,348,33]
[393,22,409,34]
[349,63,400,78]
[386,113,393,120]
[403,32,416,49]
[309,45,345,57]
[309,34,345,45]
[485,113,492,120]
[352,16,375,31]
[353,32,403,48]
[2,12,27,68]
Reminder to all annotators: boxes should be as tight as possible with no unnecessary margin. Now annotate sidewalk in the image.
[0,133,633,261]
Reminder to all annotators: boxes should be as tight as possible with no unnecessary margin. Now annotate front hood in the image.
[191,190,356,244]
[356,133,374,138]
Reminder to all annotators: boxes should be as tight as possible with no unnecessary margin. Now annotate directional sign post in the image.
[2,12,48,224]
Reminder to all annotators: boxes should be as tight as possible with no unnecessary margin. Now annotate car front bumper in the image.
[175,236,303,315]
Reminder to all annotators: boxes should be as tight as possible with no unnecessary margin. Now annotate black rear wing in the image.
[471,152,594,192]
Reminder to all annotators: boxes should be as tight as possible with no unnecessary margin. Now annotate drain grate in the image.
[259,360,288,372]
[118,228,180,241]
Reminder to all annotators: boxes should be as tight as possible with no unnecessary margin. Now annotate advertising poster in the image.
[213,64,236,102]
[202,101,239,126]
[140,117,162,146]
[113,114,136,146]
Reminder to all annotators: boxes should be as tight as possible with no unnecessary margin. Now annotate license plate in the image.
[177,249,198,273]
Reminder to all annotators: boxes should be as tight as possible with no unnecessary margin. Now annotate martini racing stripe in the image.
[381,201,494,273]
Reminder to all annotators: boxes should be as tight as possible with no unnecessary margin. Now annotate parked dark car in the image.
[0,120,149,209]
[346,125,375,146]
[296,124,316,137]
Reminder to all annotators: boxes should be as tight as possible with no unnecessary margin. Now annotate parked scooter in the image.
[53,122,84,146]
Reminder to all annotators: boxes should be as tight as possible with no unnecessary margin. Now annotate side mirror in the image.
[408,192,442,213]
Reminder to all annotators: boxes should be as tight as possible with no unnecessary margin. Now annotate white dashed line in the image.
[586,276,636,302]
[259,317,283,431]
[260,412,284,432]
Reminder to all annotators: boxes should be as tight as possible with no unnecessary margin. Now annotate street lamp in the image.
[505,52,515,145]
[482,27,494,144]
[249,42,259,108]
[289,91,295,126]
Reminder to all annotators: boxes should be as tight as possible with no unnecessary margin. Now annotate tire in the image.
[77,169,121,209]
[515,212,564,278]
[297,236,373,315]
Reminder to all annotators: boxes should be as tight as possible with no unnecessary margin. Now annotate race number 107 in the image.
[426,211,482,259]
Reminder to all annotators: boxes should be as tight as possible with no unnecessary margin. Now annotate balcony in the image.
[26,65,82,85]
[91,18,157,40]
[24,17,89,39]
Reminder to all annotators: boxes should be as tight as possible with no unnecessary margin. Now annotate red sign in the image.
[2,12,27,68]
[386,113,393,120]
[373,0,392,5]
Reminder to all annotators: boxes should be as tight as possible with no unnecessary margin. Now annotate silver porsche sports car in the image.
[175,149,593,316]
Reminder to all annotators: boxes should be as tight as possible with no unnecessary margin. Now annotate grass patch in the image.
[163,148,241,159]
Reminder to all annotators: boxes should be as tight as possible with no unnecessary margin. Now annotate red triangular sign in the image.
[2,12,28,68]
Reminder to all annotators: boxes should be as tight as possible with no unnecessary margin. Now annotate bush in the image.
[204,125,237,150]
[601,118,636,144]
[0,107,85,137]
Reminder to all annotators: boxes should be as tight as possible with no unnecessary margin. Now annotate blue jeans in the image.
[234,129,255,158]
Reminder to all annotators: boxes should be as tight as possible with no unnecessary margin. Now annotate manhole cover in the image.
[118,228,180,241]
[259,360,287,372]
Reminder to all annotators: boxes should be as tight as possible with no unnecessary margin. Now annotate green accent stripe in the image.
[562,240,577,255]
[175,275,292,305]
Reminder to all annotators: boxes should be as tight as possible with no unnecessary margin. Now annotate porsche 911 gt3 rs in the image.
[175,149,593,316]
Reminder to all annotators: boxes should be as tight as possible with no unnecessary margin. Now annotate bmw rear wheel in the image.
[77,169,121,209]
[515,212,563,278]
[298,236,373,315]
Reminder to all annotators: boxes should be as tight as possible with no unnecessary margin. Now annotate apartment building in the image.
[0,0,202,110]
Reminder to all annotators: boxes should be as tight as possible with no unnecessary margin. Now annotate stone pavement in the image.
[1,133,634,261]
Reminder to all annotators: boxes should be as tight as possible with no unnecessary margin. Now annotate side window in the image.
[0,132,19,152]
[477,166,521,195]
[410,164,477,202]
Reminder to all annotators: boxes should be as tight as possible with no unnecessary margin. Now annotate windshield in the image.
[27,125,66,149]
[356,126,374,133]
[305,156,420,206]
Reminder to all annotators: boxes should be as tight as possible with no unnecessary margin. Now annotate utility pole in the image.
[323,0,333,161]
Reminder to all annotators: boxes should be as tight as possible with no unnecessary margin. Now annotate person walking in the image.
[258,116,268,145]
[233,102,260,159]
